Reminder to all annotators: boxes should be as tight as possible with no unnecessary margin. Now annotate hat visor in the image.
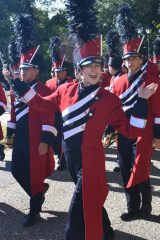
[79,56,103,67]
[14,70,20,74]
[54,68,66,72]
[123,52,142,59]
[20,63,38,69]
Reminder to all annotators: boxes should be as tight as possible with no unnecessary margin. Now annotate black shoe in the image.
[22,213,40,227]
[121,210,141,221]
[57,164,67,171]
[103,228,115,240]
[141,206,152,219]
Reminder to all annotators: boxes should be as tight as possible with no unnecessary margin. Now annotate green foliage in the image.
[33,8,68,81]
[0,0,159,79]
[96,0,160,35]
[0,0,68,81]
[96,0,160,56]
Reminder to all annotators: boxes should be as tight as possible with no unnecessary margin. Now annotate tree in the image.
[0,0,68,80]
[0,0,159,79]
[96,0,160,55]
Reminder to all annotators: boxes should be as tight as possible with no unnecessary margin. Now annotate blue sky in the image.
[36,0,65,10]
[36,0,65,17]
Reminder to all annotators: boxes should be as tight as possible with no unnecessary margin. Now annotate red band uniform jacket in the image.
[0,83,7,140]
[45,76,74,93]
[111,63,160,188]
[16,80,150,240]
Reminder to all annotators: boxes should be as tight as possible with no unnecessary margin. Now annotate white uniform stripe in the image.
[0,102,7,111]
[141,61,148,71]
[22,89,36,102]
[16,107,29,121]
[119,72,145,100]
[63,108,90,126]
[122,102,136,112]
[123,89,138,104]
[15,108,20,112]
[154,118,160,124]
[7,122,16,129]
[62,88,100,117]
[130,115,146,129]
[64,124,86,140]
[42,125,58,136]
[31,83,38,89]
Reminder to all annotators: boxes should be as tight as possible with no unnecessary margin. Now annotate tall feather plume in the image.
[49,36,62,62]
[106,30,121,56]
[14,14,37,53]
[116,4,138,44]
[8,41,20,65]
[65,0,99,43]
[0,47,8,66]
[153,36,160,56]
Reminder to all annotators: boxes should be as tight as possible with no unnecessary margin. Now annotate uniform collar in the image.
[28,79,38,87]
[128,69,142,82]
[78,82,100,99]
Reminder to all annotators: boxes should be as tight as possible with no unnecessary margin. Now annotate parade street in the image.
[0,113,160,240]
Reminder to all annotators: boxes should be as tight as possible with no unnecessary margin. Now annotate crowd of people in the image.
[0,1,160,240]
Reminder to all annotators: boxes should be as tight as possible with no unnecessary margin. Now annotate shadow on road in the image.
[105,146,160,197]
[49,167,72,182]
[0,202,67,240]
[115,230,148,239]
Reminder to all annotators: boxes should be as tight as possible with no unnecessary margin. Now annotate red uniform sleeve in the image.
[0,83,7,114]
[107,94,146,139]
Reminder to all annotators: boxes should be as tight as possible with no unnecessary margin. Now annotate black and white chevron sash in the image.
[14,82,38,121]
[62,87,100,140]
[141,60,148,72]
[119,70,146,112]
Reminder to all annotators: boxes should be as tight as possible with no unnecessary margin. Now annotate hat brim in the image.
[14,70,20,74]
[79,56,103,67]
[20,63,38,69]
[54,68,66,72]
[123,52,142,59]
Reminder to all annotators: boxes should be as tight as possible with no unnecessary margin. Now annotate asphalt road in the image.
[0,113,160,240]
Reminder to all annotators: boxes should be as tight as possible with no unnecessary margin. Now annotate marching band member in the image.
[10,1,158,240]
[45,36,74,171]
[8,14,57,227]
[113,4,160,221]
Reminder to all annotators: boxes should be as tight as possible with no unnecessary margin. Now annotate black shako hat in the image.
[106,30,122,70]
[50,36,67,72]
[14,14,40,69]
[116,4,144,59]
[8,41,20,74]
[65,0,103,67]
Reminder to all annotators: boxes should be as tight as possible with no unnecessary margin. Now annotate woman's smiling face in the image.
[81,62,102,86]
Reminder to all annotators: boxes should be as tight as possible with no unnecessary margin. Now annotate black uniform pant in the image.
[12,152,44,215]
[30,191,43,214]
[117,134,152,213]
[53,111,66,167]
[64,150,111,240]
